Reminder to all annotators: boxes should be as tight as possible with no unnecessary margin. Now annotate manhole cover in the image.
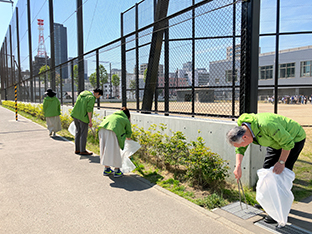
[221,201,263,220]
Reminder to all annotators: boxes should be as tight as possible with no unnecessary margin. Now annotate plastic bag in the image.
[120,140,141,173]
[68,121,76,136]
[256,166,295,227]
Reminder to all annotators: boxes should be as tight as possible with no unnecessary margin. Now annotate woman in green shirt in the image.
[98,107,132,178]
[43,89,61,136]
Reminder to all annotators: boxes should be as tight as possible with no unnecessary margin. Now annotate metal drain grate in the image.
[221,201,263,220]
[255,219,312,234]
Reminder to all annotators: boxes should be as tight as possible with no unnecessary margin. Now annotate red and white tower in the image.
[37,19,47,57]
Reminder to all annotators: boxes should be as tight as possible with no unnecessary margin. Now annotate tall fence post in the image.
[27,0,33,102]
[135,3,139,111]
[76,0,85,94]
[16,7,22,101]
[49,0,56,91]
[191,0,195,117]
[240,0,260,114]
[9,25,14,88]
[273,0,280,113]
[121,12,126,107]
[96,49,100,108]
[141,0,170,113]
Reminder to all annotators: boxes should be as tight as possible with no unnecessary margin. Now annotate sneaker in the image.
[114,169,123,178]
[103,168,114,176]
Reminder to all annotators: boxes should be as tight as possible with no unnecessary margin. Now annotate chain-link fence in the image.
[2,0,311,121]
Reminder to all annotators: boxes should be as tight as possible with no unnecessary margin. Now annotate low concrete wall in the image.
[60,105,265,187]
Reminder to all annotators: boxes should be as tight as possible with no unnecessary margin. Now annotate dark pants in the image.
[263,139,306,170]
[73,117,88,152]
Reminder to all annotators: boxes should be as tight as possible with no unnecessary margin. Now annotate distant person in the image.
[43,89,61,137]
[98,107,132,178]
[71,88,103,155]
[226,112,306,224]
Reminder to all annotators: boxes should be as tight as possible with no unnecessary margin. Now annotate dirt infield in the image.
[99,101,312,126]
[258,103,311,126]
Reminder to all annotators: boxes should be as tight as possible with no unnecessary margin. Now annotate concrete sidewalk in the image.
[0,106,311,234]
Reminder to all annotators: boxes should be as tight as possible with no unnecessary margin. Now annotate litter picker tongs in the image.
[237,178,248,210]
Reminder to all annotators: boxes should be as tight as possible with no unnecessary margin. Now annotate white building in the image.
[209,45,312,100]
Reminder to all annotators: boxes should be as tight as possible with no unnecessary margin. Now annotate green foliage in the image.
[87,112,102,145]
[143,68,147,82]
[162,130,189,169]
[89,64,108,89]
[73,65,78,87]
[194,193,228,209]
[131,124,229,189]
[159,179,194,198]
[185,135,230,189]
[60,113,73,129]
[38,65,51,83]
[38,65,61,87]
[2,101,46,121]
[112,74,120,87]
[111,74,120,97]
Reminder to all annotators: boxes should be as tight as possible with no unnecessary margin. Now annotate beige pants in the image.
[46,116,62,133]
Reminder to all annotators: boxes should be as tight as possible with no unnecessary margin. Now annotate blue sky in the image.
[0,1,17,44]
[1,0,312,74]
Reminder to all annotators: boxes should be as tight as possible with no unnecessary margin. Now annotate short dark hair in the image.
[93,88,103,96]
[121,107,130,119]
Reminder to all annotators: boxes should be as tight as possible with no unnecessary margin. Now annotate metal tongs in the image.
[237,178,248,210]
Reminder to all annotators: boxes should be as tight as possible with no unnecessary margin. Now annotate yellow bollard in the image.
[15,84,18,121]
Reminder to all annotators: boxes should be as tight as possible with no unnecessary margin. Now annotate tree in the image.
[73,65,78,87]
[38,65,51,84]
[129,79,136,99]
[111,74,120,98]
[89,65,108,90]
[38,65,61,88]
[143,68,147,83]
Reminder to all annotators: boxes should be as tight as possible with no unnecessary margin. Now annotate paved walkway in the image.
[0,106,311,234]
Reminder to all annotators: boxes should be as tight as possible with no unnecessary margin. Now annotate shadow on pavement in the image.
[289,209,312,220]
[108,174,154,191]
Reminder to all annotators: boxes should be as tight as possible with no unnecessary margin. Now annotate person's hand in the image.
[233,165,242,183]
[88,122,92,128]
[126,138,132,140]
[273,161,285,174]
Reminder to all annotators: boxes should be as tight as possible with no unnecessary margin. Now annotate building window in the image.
[225,69,237,83]
[300,61,311,77]
[215,78,220,84]
[279,63,295,78]
[259,65,273,80]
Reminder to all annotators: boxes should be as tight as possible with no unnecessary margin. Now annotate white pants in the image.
[98,128,122,168]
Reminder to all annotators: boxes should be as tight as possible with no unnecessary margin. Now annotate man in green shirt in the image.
[71,88,103,155]
[226,112,306,223]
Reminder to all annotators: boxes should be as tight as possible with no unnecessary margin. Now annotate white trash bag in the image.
[120,139,141,173]
[68,121,76,136]
[256,166,295,227]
